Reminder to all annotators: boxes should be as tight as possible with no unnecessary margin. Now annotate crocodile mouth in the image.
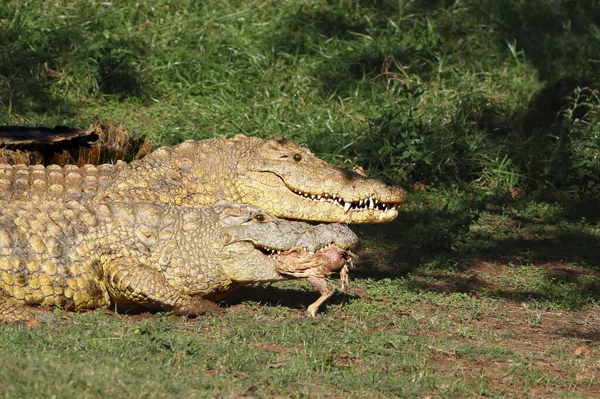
[245,171,405,221]
[289,188,401,214]
[259,242,342,258]
[258,243,355,276]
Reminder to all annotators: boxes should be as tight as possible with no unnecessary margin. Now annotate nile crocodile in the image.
[0,200,357,323]
[0,135,406,223]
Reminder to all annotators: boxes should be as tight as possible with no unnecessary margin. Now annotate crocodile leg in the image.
[306,277,335,317]
[103,259,211,316]
[0,295,35,324]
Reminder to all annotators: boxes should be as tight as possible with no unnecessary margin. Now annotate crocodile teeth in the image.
[291,188,400,212]
[343,202,352,213]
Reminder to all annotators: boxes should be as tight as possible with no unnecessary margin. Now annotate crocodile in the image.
[0,200,358,323]
[0,135,406,223]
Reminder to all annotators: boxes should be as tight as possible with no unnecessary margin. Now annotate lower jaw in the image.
[277,207,397,223]
[338,210,398,223]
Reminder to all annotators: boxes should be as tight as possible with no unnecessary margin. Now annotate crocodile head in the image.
[235,136,407,223]
[213,201,358,282]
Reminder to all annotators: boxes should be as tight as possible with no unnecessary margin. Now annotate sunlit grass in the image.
[1,1,600,397]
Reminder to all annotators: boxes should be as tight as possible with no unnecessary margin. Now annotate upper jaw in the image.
[277,170,407,222]
[268,198,401,223]
[289,188,402,213]
[251,231,357,255]
[277,187,402,223]
[240,171,406,223]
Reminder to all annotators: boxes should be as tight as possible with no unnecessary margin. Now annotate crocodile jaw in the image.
[220,241,354,283]
[230,135,407,224]
[273,244,354,278]
[237,171,405,223]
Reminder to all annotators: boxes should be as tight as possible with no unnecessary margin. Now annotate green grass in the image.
[1,0,600,397]
[2,0,599,191]
[1,292,599,398]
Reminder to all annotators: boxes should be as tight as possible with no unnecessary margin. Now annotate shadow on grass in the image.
[269,0,598,94]
[352,193,600,308]
[267,4,439,96]
[71,286,356,319]
[217,284,358,313]
[0,12,155,118]
[0,27,77,117]
[488,0,600,94]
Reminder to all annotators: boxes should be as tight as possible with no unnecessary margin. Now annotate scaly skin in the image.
[0,135,407,223]
[0,200,357,323]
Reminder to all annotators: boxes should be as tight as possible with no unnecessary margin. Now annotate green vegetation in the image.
[1,0,600,397]
[2,0,599,194]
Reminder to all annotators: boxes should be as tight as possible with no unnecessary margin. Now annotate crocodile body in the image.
[0,135,406,223]
[0,200,357,323]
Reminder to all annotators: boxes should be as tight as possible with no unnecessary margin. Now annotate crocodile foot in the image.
[172,297,223,317]
[0,296,37,324]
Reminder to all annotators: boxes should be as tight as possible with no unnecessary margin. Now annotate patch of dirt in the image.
[413,299,600,397]
[250,343,288,352]
[469,259,600,283]
[333,264,600,398]
[226,385,259,399]
[332,352,364,368]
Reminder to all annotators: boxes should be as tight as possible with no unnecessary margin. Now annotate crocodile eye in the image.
[254,214,267,222]
[293,154,302,162]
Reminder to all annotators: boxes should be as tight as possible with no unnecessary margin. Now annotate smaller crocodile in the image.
[0,201,357,323]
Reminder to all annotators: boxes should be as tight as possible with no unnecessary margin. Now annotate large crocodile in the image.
[0,200,358,323]
[0,135,406,223]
